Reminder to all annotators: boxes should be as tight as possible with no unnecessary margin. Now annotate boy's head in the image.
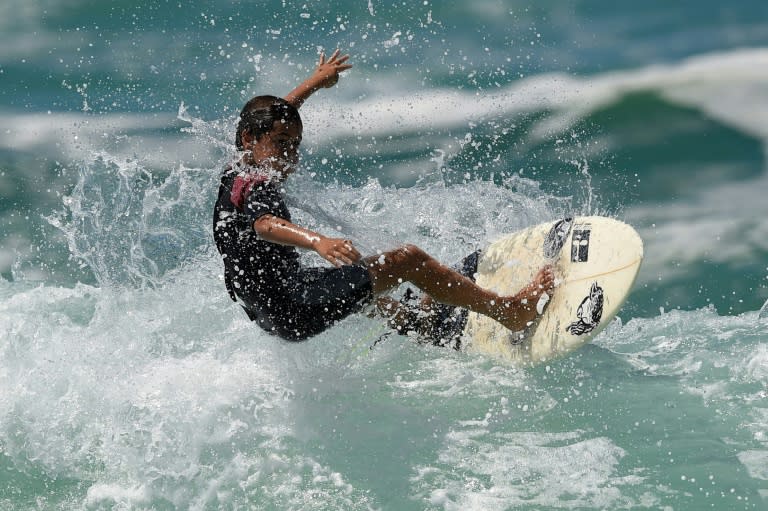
[236,95,302,149]
[237,95,303,175]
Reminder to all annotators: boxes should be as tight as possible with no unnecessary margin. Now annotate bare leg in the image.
[365,244,554,332]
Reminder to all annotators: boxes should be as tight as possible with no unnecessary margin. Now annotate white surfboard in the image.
[464,216,643,365]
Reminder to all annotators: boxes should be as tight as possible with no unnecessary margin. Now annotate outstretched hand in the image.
[311,49,353,89]
[284,49,353,108]
[314,236,362,267]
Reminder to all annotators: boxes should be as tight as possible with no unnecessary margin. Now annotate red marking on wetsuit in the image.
[231,173,268,210]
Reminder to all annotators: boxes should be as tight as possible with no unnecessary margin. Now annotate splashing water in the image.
[2,1,768,507]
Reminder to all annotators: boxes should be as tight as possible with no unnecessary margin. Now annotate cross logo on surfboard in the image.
[571,224,591,262]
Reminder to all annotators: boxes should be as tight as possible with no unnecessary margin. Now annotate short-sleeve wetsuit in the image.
[213,165,373,340]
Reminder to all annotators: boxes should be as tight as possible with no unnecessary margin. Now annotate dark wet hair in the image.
[235,95,303,150]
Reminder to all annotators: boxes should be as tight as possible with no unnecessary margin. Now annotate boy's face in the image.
[247,119,303,178]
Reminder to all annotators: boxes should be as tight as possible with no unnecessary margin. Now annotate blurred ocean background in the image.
[2,1,768,509]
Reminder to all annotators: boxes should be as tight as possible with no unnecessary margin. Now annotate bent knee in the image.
[366,244,428,271]
[365,244,433,293]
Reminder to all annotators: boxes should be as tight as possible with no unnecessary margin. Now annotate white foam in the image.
[412,430,638,510]
[742,343,768,382]
[387,355,527,400]
[737,450,768,481]
[0,266,377,509]
[85,483,151,508]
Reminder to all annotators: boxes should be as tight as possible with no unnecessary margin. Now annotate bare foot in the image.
[494,265,555,331]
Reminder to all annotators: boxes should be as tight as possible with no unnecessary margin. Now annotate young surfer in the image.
[213,50,554,341]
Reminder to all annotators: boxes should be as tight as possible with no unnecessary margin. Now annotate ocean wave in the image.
[5,47,767,169]
[0,110,220,170]
[298,47,768,147]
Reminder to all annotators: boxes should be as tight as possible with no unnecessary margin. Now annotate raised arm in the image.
[284,49,352,109]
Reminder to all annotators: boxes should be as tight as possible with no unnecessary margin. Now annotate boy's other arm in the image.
[253,214,361,267]
[284,49,352,109]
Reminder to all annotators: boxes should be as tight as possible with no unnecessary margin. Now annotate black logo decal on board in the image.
[543,217,573,259]
[571,224,592,262]
[566,282,604,335]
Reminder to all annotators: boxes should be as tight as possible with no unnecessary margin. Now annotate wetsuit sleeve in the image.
[242,183,287,224]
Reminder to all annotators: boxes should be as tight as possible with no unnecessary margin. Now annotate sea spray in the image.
[46,152,217,289]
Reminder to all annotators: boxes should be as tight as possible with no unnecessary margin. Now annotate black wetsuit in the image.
[213,166,373,340]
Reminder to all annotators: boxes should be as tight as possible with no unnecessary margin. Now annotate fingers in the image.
[331,55,352,71]
[344,239,361,261]
[318,49,352,69]
[324,239,361,267]
[336,240,361,265]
